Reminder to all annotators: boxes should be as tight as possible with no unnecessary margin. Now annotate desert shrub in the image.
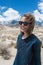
[41,43,43,48]
[11,41,16,48]
[14,43,16,48]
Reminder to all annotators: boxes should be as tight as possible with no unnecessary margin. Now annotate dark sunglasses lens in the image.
[24,22,28,26]
[19,21,22,25]
[19,21,29,26]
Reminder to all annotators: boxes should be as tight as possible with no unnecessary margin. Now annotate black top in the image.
[13,34,41,65]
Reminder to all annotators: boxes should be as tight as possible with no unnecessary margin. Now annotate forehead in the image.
[21,16,29,22]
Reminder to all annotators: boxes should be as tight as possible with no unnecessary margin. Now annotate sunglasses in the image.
[19,21,32,26]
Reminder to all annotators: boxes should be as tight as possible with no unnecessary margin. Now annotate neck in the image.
[22,32,32,39]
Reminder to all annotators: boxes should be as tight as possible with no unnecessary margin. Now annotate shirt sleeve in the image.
[33,40,42,65]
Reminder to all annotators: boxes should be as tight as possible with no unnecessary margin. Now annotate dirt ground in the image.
[0,48,17,65]
[0,48,43,65]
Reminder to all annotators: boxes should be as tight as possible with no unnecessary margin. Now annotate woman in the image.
[13,13,41,65]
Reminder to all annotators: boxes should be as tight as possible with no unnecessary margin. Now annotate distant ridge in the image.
[0,20,43,27]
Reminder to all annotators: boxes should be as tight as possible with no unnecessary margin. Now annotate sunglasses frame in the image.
[19,21,32,26]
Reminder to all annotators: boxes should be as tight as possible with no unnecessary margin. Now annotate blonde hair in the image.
[22,13,35,23]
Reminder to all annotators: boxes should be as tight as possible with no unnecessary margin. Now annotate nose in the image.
[21,23,24,26]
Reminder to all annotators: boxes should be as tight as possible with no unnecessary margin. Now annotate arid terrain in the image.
[0,25,43,65]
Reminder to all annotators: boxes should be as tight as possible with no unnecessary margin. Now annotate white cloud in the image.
[38,2,43,12]
[0,15,5,24]
[33,10,43,22]
[0,7,21,24]
[33,10,40,21]
[3,8,21,21]
[0,15,5,21]
[33,1,43,22]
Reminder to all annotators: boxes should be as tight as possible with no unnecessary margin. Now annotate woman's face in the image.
[19,16,32,34]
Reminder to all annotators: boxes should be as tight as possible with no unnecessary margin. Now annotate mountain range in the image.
[0,20,43,27]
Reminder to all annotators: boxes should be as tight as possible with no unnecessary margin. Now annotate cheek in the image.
[19,25,22,28]
[25,26,31,32]
[20,25,25,29]
[25,26,30,29]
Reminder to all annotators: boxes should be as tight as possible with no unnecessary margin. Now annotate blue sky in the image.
[0,0,43,24]
[0,0,40,14]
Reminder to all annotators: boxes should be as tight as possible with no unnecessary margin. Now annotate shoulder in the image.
[32,34,42,45]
